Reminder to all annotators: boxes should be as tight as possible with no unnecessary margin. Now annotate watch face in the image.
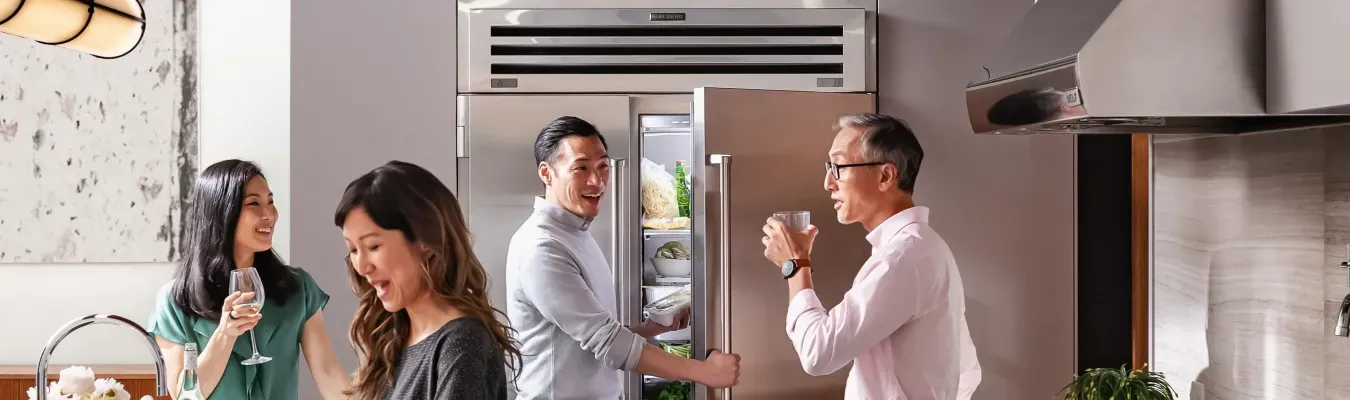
[781,260,796,278]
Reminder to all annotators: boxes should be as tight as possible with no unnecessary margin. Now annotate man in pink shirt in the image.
[761,113,982,400]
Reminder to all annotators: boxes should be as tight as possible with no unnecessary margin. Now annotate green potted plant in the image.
[1060,364,1179,400]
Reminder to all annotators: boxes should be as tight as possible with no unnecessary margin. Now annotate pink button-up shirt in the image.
[785,206,981,400]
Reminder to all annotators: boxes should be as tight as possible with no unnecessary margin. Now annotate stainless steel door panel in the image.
[692,87,875,400]
[457,95,633,320]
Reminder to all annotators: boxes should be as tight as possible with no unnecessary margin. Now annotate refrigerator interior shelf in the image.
[643,229,691,238]
[654,276,691,285]
[642,131,691,137]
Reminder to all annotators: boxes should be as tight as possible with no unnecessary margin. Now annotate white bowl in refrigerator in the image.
[651,258,691,277]
[657,326,690,341]
[646,305,682,326]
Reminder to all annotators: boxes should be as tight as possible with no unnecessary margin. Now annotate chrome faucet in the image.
[35,314,168,400]
[1338,295,1350,337]
[1339,245,1350,337]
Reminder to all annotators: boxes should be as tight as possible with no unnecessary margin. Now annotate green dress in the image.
[148,267,330,400]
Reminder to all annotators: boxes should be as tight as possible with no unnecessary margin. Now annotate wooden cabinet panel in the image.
[0,378,169,400]
[1131,133,1151,370]
[0,366,169,400]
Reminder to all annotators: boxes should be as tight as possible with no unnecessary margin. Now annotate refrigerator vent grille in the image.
[461,8,871,93]
[486,25,848,75]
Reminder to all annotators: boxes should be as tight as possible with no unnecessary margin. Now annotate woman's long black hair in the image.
[171,159,296,321]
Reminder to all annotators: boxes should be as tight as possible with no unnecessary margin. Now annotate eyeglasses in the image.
[825,161,886,180]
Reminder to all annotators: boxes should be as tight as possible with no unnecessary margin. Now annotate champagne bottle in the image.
[178,342,204,400]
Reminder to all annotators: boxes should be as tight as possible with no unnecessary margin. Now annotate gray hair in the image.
[835,113,924,194]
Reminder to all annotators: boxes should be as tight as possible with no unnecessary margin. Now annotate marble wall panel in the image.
[0,0,197,263]
[1154,127,1350,399]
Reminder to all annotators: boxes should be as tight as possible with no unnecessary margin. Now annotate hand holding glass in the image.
[229,268,272,365]
[772,211,811,232]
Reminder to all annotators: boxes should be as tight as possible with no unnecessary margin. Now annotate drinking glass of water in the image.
[772,211,811,232]
[229,268,272,365]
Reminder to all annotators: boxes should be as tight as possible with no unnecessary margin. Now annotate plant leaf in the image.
[1059,365,1177,400]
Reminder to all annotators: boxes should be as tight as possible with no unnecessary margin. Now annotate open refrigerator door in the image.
[637,115,696,400]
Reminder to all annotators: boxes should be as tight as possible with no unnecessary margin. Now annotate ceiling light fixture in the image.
[0,0,146,59]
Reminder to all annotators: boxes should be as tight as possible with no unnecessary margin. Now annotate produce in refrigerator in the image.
[660,342,691,358]
[641,158,680,220]
[654,241,690,260]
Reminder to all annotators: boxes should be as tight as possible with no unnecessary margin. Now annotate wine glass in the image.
[229,268,272,365]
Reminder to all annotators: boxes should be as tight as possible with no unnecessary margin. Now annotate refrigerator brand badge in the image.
[649,12,686,22]
[1061,88,1082,106]
[490,78,518,89]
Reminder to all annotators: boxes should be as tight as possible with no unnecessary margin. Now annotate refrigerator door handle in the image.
[708,153,732,397]
[610,157,629,322]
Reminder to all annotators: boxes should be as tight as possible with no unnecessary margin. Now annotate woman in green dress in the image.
[149,159,350,399]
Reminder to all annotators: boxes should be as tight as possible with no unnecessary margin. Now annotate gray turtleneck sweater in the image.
[505,197,644,400]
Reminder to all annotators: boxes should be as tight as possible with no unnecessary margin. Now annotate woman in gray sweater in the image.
[334,160,522,400]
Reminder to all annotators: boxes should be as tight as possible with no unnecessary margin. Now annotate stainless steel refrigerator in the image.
[458,88,876,399]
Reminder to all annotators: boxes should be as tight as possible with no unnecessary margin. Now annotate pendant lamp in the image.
[0,0,145,59]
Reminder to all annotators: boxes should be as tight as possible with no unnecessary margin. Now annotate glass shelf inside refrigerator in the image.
[643,130,691,137]
[640,114,690,137]
[652,276,691,285]
[643,228,690,238]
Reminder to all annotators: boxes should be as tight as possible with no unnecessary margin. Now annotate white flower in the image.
[55,366,96,396]
[88,378,130,400]
[26,381,77,400]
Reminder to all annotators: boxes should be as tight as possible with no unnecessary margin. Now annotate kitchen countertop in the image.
[0,364,159,380]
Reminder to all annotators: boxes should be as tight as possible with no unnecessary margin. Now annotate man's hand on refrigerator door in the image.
[762,217,818,267]
[696,350,742,389]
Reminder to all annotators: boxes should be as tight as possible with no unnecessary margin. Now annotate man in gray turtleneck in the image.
[505,116,741,399]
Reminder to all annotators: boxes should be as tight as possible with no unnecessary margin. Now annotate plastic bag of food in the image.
[640,158,680,219]
[642,217,690,230]
[643,285,692,326]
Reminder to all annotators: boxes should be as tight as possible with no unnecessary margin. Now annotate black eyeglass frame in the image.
[824,161,887,180]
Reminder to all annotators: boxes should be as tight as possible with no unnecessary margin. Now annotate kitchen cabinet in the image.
[0,365,169,400]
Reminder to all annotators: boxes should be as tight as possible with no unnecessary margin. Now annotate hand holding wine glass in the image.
[217,291,261,337]
[229,268,272,365]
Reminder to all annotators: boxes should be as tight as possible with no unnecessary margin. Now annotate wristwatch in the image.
[781,259,811,279]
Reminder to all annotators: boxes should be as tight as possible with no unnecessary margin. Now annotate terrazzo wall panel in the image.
[1152,126,1350,400]
[0,0,198,263]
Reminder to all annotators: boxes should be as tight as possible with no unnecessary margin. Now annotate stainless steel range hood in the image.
[966,0,1350,135]
[1268,0,1350,116]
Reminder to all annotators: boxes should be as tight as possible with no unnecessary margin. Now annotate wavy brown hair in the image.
[334,160,521,399]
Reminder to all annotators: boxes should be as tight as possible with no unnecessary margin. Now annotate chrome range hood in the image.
[966,0,1350,135]
[1268,0,1350,116]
